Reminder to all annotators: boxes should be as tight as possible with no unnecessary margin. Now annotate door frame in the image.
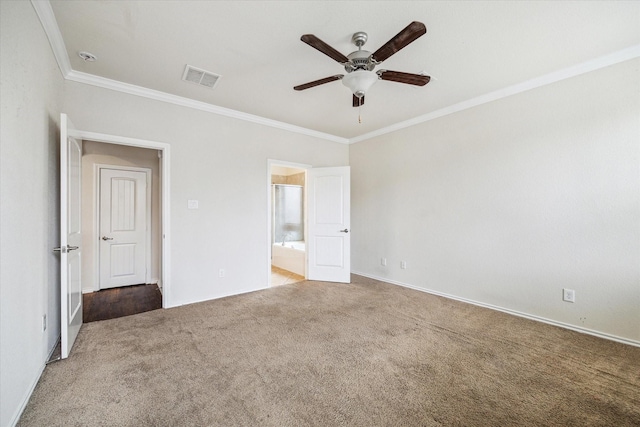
[69,128,172,308]
[94,165,152,290]
[266,159,311,287]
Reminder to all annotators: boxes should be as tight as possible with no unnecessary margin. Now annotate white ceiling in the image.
[47,1,640,141]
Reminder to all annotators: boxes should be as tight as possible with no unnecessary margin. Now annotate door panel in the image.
[315,236,344,267]
[60,113,82,359]
[110,244,136,276]
[100,169,148,289]
[307,167,351,283]
[315,175,345,224]
[111,178,136,230]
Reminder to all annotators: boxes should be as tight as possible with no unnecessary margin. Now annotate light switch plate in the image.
[188,200,199,209]
[563,288,575,303]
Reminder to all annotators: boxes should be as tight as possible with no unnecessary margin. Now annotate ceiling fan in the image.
[294,21,430,107]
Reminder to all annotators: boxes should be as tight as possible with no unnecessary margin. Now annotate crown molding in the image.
[30,0,348,145]
[65,70,349,144]
[31,0,72,76]
[32,0,639,146]
[350,44,640,144]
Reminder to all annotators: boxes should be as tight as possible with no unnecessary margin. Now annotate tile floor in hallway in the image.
[271,266,305,286]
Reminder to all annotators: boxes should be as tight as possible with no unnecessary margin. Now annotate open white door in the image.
[307,166,351,283]
[59,113,82,359]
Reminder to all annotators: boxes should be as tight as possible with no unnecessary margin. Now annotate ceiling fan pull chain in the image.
[358,102,362,124]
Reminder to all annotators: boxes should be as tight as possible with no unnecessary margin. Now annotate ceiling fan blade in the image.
[294,75,343,91]
[301,34,350,64]
[378,70,430,86]
[371,21,426,63]
[352,94,365,107]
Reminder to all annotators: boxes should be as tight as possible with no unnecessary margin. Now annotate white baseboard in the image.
[9,362,45,427]
[352,270,640,348]
[166,285,267,310]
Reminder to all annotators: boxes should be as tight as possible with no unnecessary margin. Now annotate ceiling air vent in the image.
[182,65,221,89]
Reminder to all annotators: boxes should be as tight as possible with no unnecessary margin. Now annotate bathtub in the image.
[272,241,305,276]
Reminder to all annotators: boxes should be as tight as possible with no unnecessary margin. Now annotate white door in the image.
[99,168,148,289]
[307,166,351,283]
[60,113,82,359]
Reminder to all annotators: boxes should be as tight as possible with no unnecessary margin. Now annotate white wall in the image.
[2,4,633,425]
[0,2,64,426]
[350,58,640,344]
[81,141,162,292]
[63,81,349,307]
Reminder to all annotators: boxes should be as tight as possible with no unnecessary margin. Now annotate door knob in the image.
[339,229,349,233]
[101,236,113,241]
[53,245,79,253]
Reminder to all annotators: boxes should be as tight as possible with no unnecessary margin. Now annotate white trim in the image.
[352,270,640,348]
[171,286,264,309]
[66,70,349,144]
[267,160,311,288]
[71,130,167,150]
[72,130,173,309]
[30,0,348,144]
[94,165,152,291]
[31,0,71,77]
[7,363,46,427]
[350,45,640,144]
[32,0,640,145]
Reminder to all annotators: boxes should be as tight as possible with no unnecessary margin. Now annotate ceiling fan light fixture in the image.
[342,69,378,97]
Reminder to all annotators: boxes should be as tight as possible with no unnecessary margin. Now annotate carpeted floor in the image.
[19,275,640,426]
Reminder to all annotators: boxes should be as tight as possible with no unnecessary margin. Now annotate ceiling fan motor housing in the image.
[345,50,376,73]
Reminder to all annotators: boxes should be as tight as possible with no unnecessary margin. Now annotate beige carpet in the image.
[19,275,640,426]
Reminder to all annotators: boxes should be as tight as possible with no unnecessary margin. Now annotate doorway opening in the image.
[83,153,161,323]
[266,162,352,287]
[60,115,171,360]
[71,129,171,309]
[268,160,310,287]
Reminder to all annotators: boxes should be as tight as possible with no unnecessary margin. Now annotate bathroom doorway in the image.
[268,161,309,287]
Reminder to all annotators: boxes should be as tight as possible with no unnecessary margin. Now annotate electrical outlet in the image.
[401,261,407,269]
[381,258,387,266]
[219,269,225,278]
[563,288,575,303]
